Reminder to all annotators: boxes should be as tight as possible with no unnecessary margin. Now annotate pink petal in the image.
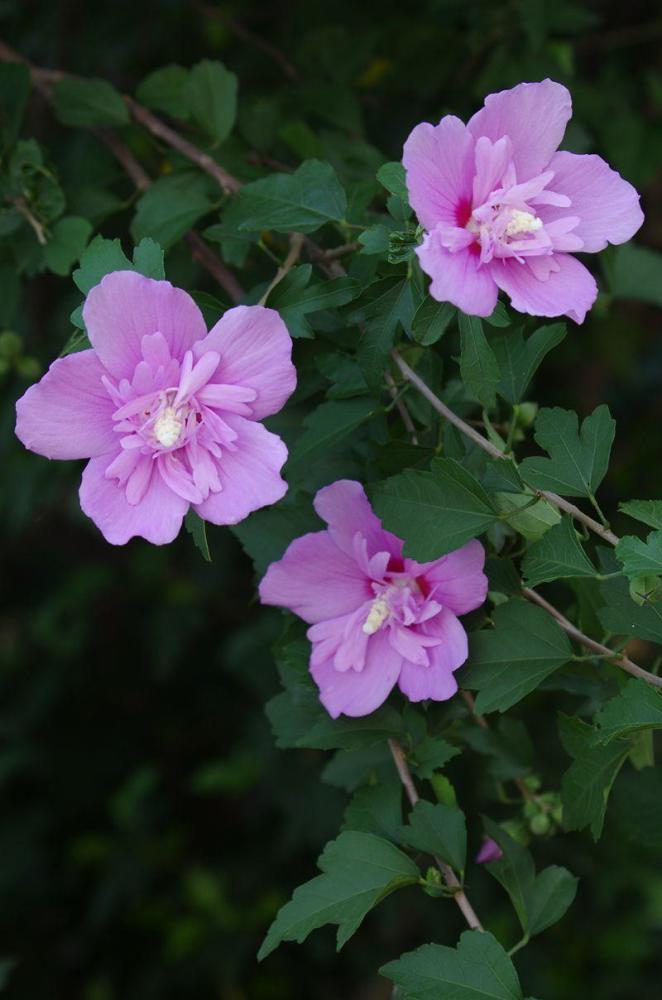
[397,608,467,702]
[468,80,572,181]
[82,271,207,380]
[416,232,498,316]
[540,151,644,252]
[194,305,296,421]
[403,116,475,230]
[313,479,401,561]
[79,453,188,545]
[260,530,372,624]
[490,253,598,324]
[472,135,513,206]
[193,414,288,526]
[421,540,488,616]
[15,350,117,460]
[311,629,402,718]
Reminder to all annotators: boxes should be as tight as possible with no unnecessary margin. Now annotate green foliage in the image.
[399,801,467,873]
[616,530,662,579]
[131,173,214,248]
[594,679,662,744]
[519,405,615,498]
[235,159,347,233]
[522,516,597,586]
[559,715,631,840]
[620,499,662,530]
[187,60,238,143]
[53,76,129,128]
[458,314,500,409]
[382,931,533,1000]
[258,831,420,959]
[483,818,578,938]
[492,323,566,404]
[373,458,499,560]
[462,600,573,713]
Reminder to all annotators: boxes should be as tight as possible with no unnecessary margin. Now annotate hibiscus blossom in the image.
[404,79,644,323]
[259,480,487,718]
[15,271,296,544]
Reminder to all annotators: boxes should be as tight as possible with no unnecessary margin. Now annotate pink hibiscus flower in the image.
[15,271,296,545]
[259,480,488,718]
[404,79,644,323]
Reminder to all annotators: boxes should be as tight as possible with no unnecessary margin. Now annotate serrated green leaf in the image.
[342,781,403,841]
[268,269,360,339]
[236,160,347,234]
[72,236,133,295]
[381,930,525,1000]
[458,314,500,409]
[136,64,191,119]
[373,457,498,560]
[492,323,566,404]
[409,736,460,779]
[519,405,615,498]
[483,818,577,937]
[258,831,419,959]
[522,516,597,586]
[620,499,662,530]
[376,161,408,202]
[358,224,391,256]
[399,801,466,872]
[411,297,456,346]
[616,530,662,579]
[43,216,92,276]
[599,573,662,645]
[131,172,213,249]
[594,679,662,744]
[53,76,129,128]
[184,510,211,562]
[286,398,376,481]
[559,714,630,840]
[132,237,166,279]
[232,498,322,577]
[188,59,238,143]
[462,600,572,713]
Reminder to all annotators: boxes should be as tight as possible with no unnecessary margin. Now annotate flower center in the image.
[504,208,543,237]
[362,595,390,635]
[153,404,185,447]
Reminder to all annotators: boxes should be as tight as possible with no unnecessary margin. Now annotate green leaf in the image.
[131,172,213,249]
[72,236,165,298]
[612,767,662,849]
[411,297,456,346]
[484,301,510,328]
[522,517,597,586]
[594,679,662,744]
[286,398,376,481]
[43,216,92,276]
[373,457,499,560]
[356,279,418,393]
[376,161,409,202]
[358,224,391,256]
[458,314,500,409]
[184,510,211,562]
[53,76,129,128]
[399,801,466,872]
[494,492,561,542]
[409,737,460,779]
[462,600,573,713]
[258,831,420,959]
[616,530,662,579]
[232,498,322,576]
[492,323,566,404]
[342,781,403,841]
[381,930,526,1000]
[236,160,347,234]
[599,573,662,645]
[559,714,630,840]
[483,819,577,937]
[620,499,662,530]
[188,59,238,143]
[519,405,615,498]
[605,243,662,307]
[267,269,360,339]
[0,63,31,145]
[136,64,191,120]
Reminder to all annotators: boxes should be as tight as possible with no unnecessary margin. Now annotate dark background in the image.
[1,1,662,997]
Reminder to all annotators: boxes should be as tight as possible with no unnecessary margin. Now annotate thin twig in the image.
[185,232,244,303]
[191,0,300,80]
[95,128,151,191]
[523,587,662,689]
[258,232,304,305]
[323,241,361,260]
[388,738,484,932]
[385,371,419,444]
[391,349,619,547]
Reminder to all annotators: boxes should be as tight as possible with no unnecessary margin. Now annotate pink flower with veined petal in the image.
[15,270,296,544]
[404,79,644,323]
[259,480,488,718]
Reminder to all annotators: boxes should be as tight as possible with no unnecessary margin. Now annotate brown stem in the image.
[391,349,619,547]
[185,232,244,304]
[388,739,484,932]
[95,128,151,191]
[523,587,662,689]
